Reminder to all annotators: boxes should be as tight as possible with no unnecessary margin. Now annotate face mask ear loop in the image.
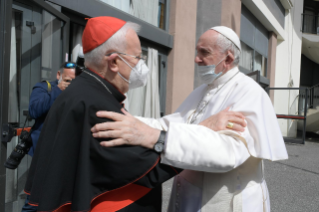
[116,54,131,83]
[216,54,229,75]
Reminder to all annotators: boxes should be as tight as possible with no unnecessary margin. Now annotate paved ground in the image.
[162,141,319,212]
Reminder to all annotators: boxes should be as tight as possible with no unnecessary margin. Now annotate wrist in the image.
[153,130,166,153]
[147,129,161,149]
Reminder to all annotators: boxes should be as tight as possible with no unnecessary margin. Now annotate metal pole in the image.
[303,89,308,145]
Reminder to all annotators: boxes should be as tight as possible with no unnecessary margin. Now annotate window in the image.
[240,5,269,77]
[98,0,168,30]
[254,51,267,77]
[239,42,253,71]
[158,0,166,30]
[239,41,268,77]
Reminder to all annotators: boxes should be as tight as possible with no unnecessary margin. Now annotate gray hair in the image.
[84,22,140,68]
[215,33,240,66]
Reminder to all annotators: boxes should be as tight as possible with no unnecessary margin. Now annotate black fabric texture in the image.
[24,69,182,211]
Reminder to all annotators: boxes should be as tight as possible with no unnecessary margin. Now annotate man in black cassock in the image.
[24,16,182,212]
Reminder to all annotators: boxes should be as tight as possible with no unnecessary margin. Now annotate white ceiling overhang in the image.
[302,33,319,65]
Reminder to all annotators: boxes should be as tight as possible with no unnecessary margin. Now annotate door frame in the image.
[0,0,69,211]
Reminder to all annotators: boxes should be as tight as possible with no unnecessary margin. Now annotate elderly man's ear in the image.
[107,54,120,73]
[225,52,235,67]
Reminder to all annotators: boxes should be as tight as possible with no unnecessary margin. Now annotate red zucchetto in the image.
[82,16,126,54]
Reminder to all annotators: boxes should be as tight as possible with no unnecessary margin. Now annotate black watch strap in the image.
[154,131,166,153]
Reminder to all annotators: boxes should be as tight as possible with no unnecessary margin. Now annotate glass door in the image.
[5,1,69,211]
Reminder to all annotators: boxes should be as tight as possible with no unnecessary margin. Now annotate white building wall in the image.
[274,0,304,136]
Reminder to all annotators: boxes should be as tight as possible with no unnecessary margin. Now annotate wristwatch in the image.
[154,131,166,153]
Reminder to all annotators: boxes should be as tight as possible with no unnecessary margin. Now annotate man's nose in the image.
[195,55,201,64]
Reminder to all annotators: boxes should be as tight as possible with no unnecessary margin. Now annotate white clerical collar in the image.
[207,66,239,89]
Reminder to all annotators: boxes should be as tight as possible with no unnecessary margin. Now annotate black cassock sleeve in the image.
[89,104,182,190]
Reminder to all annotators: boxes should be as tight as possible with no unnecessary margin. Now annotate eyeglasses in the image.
[106,52,147,61]
[64,62,77,68]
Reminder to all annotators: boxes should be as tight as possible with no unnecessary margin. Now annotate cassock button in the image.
[177,183,181,187]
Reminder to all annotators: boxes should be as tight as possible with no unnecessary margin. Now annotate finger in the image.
[100,139,126,147]
[91,122,124,132]
[92,130,122,139]
[227,111,245,120]
[228,116,246,127]
[96,111,126,121]
[228,123,245,132]
[121,108,133,117]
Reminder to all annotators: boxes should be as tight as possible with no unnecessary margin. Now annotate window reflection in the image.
[8,10,22,124]
[239,42,253,71]
[158,0,166,30]
[240,41,267,77]
[41,11,63,81]
[254,52,267,77]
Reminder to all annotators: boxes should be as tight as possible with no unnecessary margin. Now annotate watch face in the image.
[154,143,164,152]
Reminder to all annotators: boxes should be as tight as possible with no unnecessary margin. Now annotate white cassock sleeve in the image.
[161,122,250,172]
[137,116,250,173]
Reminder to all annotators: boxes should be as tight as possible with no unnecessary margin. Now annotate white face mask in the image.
[117,55,150,89]
[197,55,228,85]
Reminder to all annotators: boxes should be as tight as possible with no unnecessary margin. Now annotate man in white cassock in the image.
[91,26,288,212]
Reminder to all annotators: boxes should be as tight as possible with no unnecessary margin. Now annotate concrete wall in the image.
[262,0,285,28]
[274,0,304,136]
[267,32,277,103]
[165,0,197,114]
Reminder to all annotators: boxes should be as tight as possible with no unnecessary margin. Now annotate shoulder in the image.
[49,80,58,86]
[235,72,267,96]
[58,77,115,106]
[33,81,47,88]
[31,81,50,92]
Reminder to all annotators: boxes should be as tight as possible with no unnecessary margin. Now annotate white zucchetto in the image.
[211,26,241,51]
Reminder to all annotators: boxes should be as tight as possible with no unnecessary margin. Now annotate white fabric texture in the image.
[162,123,250,172]
[137,66,287,211]
[9,14,19,123]
[71,24,84,63]
[127,86,145,116]
[143,48,161,118]
[127,48,161,118]
[130,0,159,26]
[99,0,130,13]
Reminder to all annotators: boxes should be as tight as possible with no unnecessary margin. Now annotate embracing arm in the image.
[161,123,250,172]
[92,108,248,173]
